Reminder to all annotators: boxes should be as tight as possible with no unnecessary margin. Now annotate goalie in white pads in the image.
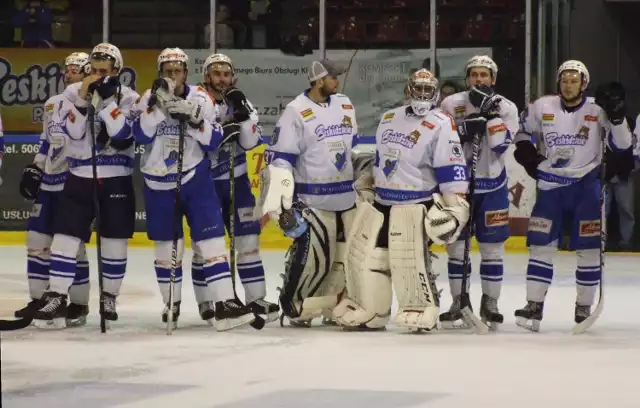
[332,69,471,331]
[259,60,369,327]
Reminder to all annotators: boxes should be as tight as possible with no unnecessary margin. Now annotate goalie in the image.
[332,69,471,331]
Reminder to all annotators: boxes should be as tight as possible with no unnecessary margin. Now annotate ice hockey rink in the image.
[2,246,640,408]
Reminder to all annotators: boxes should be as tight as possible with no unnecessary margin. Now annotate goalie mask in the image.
[408,69,439,116]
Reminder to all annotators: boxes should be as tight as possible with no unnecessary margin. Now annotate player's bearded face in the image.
[207,64,233,93]
[320,76,339,97]
[64,65,85,86]
[466,67,494,88]
[161,62,186,88]
[559,71,583,102]
[90,59,118,78]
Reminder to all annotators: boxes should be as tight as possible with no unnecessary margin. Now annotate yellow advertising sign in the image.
[0,48,159,133]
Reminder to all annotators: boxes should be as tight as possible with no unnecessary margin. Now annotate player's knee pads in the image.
[235,235,259,255]
[446,239,465,259]
[51,234,81,256]
[479,242,504,260]
[154,239,185,267]
[192,237,226,259]
[101,237,127,259]
[27,231,53,257]
[529,242,557,264]
[576,248,599,266]
[280,208,338,320]
[389,204,440,330]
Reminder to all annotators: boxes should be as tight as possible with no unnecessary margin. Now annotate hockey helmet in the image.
[90,43,123,72]
[157,47,189,72]
[65,52,90,74]
[407,68,439,116]
[465,55,498,79]
[557,60,590,88]
[203,53,234,74]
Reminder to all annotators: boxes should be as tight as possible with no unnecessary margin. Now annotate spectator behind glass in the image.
[205,4,235,49]
[438,80,461,105]
[12,0,53,48]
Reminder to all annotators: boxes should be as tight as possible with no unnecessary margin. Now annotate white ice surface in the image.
[2,246,640,408]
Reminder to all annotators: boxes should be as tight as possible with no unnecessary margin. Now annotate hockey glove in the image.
[220,121,241,146]
[19,164,44,200]
[595,82,626,126]
[88,75,120,100]
[469,84,502,115]
[457,113,487,143]
[222,88,251,122]
[514,141,544,179]
[149,77,176,109]
[165,100,204,128]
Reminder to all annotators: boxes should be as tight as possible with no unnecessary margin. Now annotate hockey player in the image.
[15,52,93,326]
[259,60,370,326]
[199,53,280,323]
[33,43,139,329]
[438,55,519,329]
[133,48,255,331]
[513,60,632,331]
[331,69,471,331]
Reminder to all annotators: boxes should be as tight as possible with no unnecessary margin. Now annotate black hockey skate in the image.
[162,301,181,330]
[248,298,280,323]
[213,299,255,332]
[14,297,46,319]
[515,301,544,332]
[101,293,118,328]
[34,292,68,329]
[574,304,591,324]
[66,303,89,327]
[439,295,467,329]
[198,301,215,324]
[479,294,503,331]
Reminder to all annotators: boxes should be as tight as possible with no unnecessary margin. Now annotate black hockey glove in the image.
[514,141,544,179]
[595,82,626,126]
[88,75,120,100]
[457,113,487,143]
[220,121,240,146]
[19,164,44,200]
[469,84,502,115]
[222,88,251,122]
[604,147,634,182]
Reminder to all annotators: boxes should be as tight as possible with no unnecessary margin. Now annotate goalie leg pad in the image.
[279,208,338,321]
[389,204,440,331]
[333,202,391,329]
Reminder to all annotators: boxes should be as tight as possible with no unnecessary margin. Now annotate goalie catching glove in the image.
[424,193,470,244]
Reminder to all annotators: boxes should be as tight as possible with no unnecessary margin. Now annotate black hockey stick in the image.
[459,133,490,334]
[166,121,186,335]
[89,91,107,334]
[228,141,265,330]
[0,316,33,331]
[572,128,606,334]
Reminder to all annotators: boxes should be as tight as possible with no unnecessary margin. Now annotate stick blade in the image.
[0,316,34,331]
[460,307,490,334]
[572,299,604,335]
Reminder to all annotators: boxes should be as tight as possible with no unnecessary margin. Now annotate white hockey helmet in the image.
[407,68,439,116]
[157,47,189,72]
[465,55,498,79]
[557,59,590,88]
[90,43,123,72]
[65,52,90,74]
[203,53,234,74]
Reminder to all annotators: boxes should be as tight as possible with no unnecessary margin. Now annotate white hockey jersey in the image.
[62,82,139,179]
[208,97,261,179]
[440,91,519,194]
[132,84,222,191]
[34,94,76,192]
[265,91,359,211]
[374,106,469,206]
[516,95,633,191]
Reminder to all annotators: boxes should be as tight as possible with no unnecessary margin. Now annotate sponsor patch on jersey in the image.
[488,123,507,136]
[579,220,600,237]
[450,144,463,160]
[342,104,353,110]
[542,113,555,121]
[110,108,121,120]
[45,103,54,113]
[485,209,509,227]
[454,105,466,116]
[421,120,435,129]
[584,115,598,122]
[383,112,395,121]
[301,108,314,119]
[528,217,552,234]
[238,207,256,223]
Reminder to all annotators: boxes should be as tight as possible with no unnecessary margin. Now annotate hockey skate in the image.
[162,301,181,330]
[515,301,544,332]
[574,303,591,323]
[213,299,255,331]
[479,294,503,331]
[66,303,89,327]
[248,298,280,323]
[34,292,68,329]
[439,295,468,329]
[198,301,215,324]
[101,293,118,329]
[14,297,46,319]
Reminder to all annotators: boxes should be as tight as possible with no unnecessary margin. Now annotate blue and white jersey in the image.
[516,95,633,190]
[374,105,469,206]
[208,97,261,179]
[440,91,519,194]
[132,84,223,191]
[62,82,139,179]
[265,91,359,211]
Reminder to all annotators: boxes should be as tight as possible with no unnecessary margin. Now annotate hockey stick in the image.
[89,91,107,334]
[166,121,186,335]
[228,140,265,330]
[0,316,34,331]
[572,128,606,334]
[459,133,490,334]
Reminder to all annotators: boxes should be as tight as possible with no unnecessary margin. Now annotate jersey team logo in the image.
[328,140,347,171]
[381,148,400,180]
[342,115,352,127]
[407,130,421,144]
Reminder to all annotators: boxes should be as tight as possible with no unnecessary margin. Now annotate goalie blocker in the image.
[332,193,469,331]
